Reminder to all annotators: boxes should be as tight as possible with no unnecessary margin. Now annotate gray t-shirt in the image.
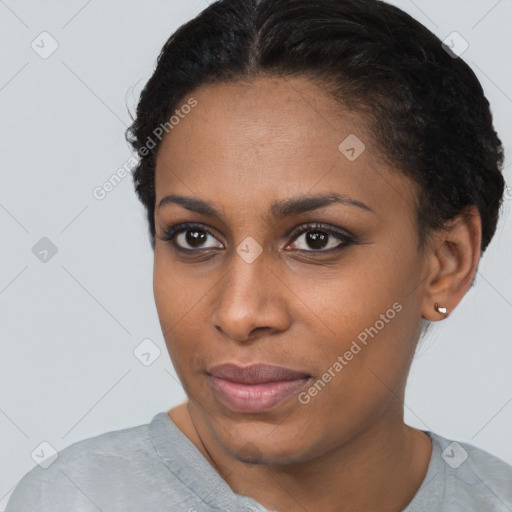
[5,411,512,511]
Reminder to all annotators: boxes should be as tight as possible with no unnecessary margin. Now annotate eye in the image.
[158,223,223,252]
[286,223,353,253]
[158,222,354,255]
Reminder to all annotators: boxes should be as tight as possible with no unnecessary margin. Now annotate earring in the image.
[434,303,447,314]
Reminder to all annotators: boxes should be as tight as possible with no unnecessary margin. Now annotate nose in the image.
[210,244,291,344]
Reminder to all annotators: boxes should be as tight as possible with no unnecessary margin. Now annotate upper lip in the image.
[208,363,311,384]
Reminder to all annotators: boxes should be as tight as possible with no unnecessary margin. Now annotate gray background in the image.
[1,0,511,507]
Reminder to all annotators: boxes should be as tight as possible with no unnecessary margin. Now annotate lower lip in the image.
[209,375,311,413]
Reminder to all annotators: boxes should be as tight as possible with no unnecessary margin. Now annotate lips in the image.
[208,363,310,384]
[207,363,312,413]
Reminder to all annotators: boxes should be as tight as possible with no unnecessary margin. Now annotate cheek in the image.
[303,255,419,397]
[153,252,198,326]
[153,255,193,362]
[310,295,419,420]
[300,267,393,343]
[152,251,215,375]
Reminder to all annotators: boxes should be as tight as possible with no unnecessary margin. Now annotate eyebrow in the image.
[157,192,375,220]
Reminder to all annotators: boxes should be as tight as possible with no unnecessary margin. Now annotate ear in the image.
[420,206,482,321]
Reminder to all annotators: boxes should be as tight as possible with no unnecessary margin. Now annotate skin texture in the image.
[153,76,482,512]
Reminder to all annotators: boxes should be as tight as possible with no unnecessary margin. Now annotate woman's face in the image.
[153,76,431,464]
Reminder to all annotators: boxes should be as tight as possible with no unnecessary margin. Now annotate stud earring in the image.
[434,303,447,314]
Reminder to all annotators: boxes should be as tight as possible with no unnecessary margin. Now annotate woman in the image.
[6,0,512,510]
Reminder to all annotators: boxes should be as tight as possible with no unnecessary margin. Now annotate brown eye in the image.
[158,222,354,256]
[287,223,353,253]
[159,223,223,251]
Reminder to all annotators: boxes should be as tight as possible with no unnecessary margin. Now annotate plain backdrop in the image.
[1,0,512,508]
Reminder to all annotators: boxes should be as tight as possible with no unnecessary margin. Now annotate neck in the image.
[168,403,432,512]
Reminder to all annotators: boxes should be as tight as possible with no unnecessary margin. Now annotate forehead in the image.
[154,76,417,221]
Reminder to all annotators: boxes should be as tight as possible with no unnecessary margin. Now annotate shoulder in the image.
[4,420,156,511]
[409,431,512,512]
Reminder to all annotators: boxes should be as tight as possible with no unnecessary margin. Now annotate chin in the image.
[214,422,311,466]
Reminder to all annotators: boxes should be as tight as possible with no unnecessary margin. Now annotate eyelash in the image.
[158,222,355,256]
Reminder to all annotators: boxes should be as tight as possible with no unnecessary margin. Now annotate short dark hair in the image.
[126,0,505,255]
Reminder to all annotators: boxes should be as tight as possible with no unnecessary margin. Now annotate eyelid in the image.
[158,222,223,250]
[285,223,354,253]
[158,222,354,253]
